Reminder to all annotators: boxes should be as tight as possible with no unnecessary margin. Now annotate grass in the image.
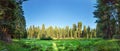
[0,38,120,51]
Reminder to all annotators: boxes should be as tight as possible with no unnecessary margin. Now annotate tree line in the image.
[27,22,96,39]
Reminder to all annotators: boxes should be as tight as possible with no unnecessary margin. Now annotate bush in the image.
[113,35,120,39]
[40,36,53,40]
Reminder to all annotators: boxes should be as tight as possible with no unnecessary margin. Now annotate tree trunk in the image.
[0,27,12,43]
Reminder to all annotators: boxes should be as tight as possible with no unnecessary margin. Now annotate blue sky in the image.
[23,0,97,29]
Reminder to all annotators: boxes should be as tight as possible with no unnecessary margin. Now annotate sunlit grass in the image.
[0,39,120,51]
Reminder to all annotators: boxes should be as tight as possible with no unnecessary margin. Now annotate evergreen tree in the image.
[54,26,59,38]
[78,22,82,38]
[72,24,77,38]
[91,29,96,38]
[87,26,90,38]
[93,0,120,39]
[65,26,69,38]
[69,29,73,38]
[0,0,27,42]
[41,24,45,36]
[47,26,54,38]
[82,26,87,38]
[37,27,41,39]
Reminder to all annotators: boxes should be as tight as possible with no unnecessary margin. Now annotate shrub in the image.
[40,36,53,40]
[113,35,120,39]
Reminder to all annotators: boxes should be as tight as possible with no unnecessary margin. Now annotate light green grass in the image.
[0,39,120,51]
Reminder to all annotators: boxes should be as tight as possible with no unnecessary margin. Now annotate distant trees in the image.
[41,24,45,36]
[0,0,27,42]
[27,22,96,39]
[54,26,59,38]
[87,26,90,38]
[77,22,82,38]
[94,0,120,39]
[65,26,69,38]
[91,29,96,38]
[82,26,87,38]
[72,24,77,38]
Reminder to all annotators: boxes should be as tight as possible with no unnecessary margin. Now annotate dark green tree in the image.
[0,0,27,42]
[94,0,120,39]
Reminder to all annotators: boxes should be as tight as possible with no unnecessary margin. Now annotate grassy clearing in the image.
[0,39,120,51]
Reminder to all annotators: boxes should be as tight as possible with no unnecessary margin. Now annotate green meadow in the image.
[0,39,120,51]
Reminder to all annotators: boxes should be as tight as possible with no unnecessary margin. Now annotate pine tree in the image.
[72,24,77,38]
[54,26,59,38]
[47,26,54,38]
[65,26,69,38]
[91,29,96,38]
[82,26,87,38]
[41,24,45,36]
[69,29,73,38]
[0,0,27,42]
[87,26,90,38]
[94,0,120,39]
[78,22,82,38]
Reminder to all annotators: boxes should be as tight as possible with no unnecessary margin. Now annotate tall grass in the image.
[0,39,120,51]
